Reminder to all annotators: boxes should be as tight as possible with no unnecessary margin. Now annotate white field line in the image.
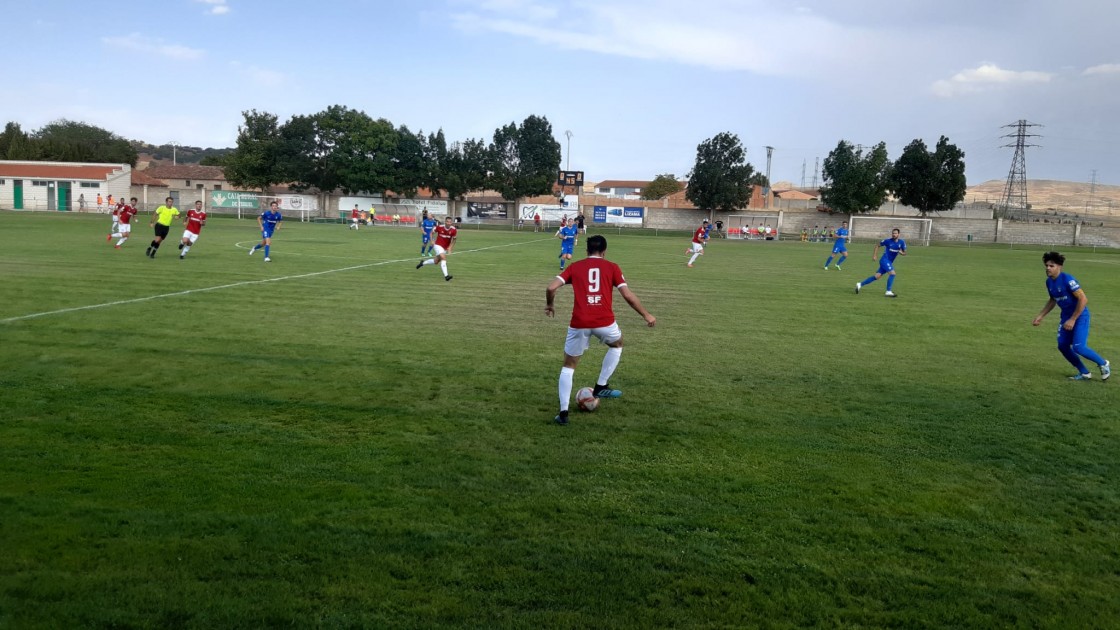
[2,238,552,324]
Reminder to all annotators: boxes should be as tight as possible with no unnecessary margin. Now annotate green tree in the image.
[891,136,966,216]
[223,110,284,191]
[820,141,892,214]
[0,122,33,159]
[686,132,755,212]
[640,173,683,200]
[301,106,399,195]
[33,119,137,165]
[487,115,562,201]
[392,125,427,199]
[427,131,489,201]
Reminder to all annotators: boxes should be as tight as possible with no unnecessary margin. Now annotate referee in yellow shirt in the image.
[147,196,180,258]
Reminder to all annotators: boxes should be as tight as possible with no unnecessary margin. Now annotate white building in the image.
[0,160,131,211]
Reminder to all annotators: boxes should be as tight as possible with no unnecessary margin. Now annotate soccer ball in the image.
[576,387,599,412]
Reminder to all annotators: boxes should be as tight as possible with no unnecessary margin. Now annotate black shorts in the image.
[154,223,170,238]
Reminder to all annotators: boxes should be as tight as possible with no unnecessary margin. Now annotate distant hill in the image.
[130,141,233,166]
[965,179,1120,216]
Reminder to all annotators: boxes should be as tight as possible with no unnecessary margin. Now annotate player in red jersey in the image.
[349,205,361,230]
[107,197,139,249]
[416,215,457,281]
[178,200,207,259]
[110,198,125,233]
[685,218,709,267]
[545,235,656,425]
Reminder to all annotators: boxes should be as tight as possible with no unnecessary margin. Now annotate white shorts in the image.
[181,231,199,244]
[432,244,447,257]
[564,323,622,357]
[690,242,704,254]
[117,223,131,235]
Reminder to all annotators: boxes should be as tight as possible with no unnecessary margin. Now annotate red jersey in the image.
[118,205,138,224]
[692,227,707,244]
[351,208,360,219]
[112,202,124,217]
[434,224,457,248]
[559,256,627,328]
[184,209,207,234]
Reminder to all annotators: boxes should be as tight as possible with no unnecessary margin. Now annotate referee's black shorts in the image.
[154,223,170,239]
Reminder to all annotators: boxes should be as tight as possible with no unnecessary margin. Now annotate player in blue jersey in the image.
[419,212,438,256]
[855,228,905,297]
[556,220,579,270]
[1032,251,1111,381]
[249,201,283,262]
[824,220,850,270]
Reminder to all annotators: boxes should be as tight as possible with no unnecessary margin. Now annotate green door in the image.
[57,181,72,211]
[13,180,23,210]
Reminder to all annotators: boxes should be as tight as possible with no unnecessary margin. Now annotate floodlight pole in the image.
[764,146,774,209]
[564,130,573,171]
[169,140,179,165]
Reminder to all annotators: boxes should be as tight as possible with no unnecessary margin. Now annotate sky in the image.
[4,0,1119,186]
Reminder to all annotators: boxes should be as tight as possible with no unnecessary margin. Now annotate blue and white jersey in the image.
[703,224,712,238]
[832,227,849,252]
[420,217,438,242]
[260,210,282,234]
[879,237,906,263]
[558,224,578,252]
[1046,272,1086,321]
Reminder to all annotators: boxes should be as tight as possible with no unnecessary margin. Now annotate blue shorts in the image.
[422,234,432,244]
[560,242,574,255]
[832,244,847,254]
[1057,310,1091,349]
[261,230,274,239]
[877,259,895,275]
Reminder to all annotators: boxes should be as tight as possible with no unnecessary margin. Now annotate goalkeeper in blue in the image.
[1032,251,1111,381]
[855,228,905,297]
[824,220,849,270]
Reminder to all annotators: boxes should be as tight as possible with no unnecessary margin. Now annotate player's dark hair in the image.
[1043,251,1065,266]
[587,235,607,255]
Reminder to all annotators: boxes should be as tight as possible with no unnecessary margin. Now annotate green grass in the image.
[1,212,1118,628]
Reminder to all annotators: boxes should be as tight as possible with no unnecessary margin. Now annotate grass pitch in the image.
[1,212,1118,628]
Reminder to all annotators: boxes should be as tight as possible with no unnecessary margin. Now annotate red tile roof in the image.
[595,180,650,189]
[142,164,227,180]
[0,163,125,180]
[130,169,169,187]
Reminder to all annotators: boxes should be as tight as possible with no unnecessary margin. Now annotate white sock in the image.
[181,245,191,255]
[559,367,574,411]
[116,237,127,246]
[688,252,700,265]
[111,232,122,238]
[422,258,434,266]
[598,347,622,387]
[440,260,449,276]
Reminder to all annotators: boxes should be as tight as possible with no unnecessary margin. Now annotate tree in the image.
[487,115,562,201]
[820,141,892,214]
[0,122,34,160]
[427,131,488,201]
[223,110,284,191]
[891,136,966,216]
[640,173,683,200]
[299,106,399,195]
[686,132,755,212]
[32,119,137,165]
[391,125,427,199]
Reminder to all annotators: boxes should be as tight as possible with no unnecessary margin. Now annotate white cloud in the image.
[931,63,1053,97]
[195,0,231,15]
[1083,63,1120,76]
[101,34,205,61]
